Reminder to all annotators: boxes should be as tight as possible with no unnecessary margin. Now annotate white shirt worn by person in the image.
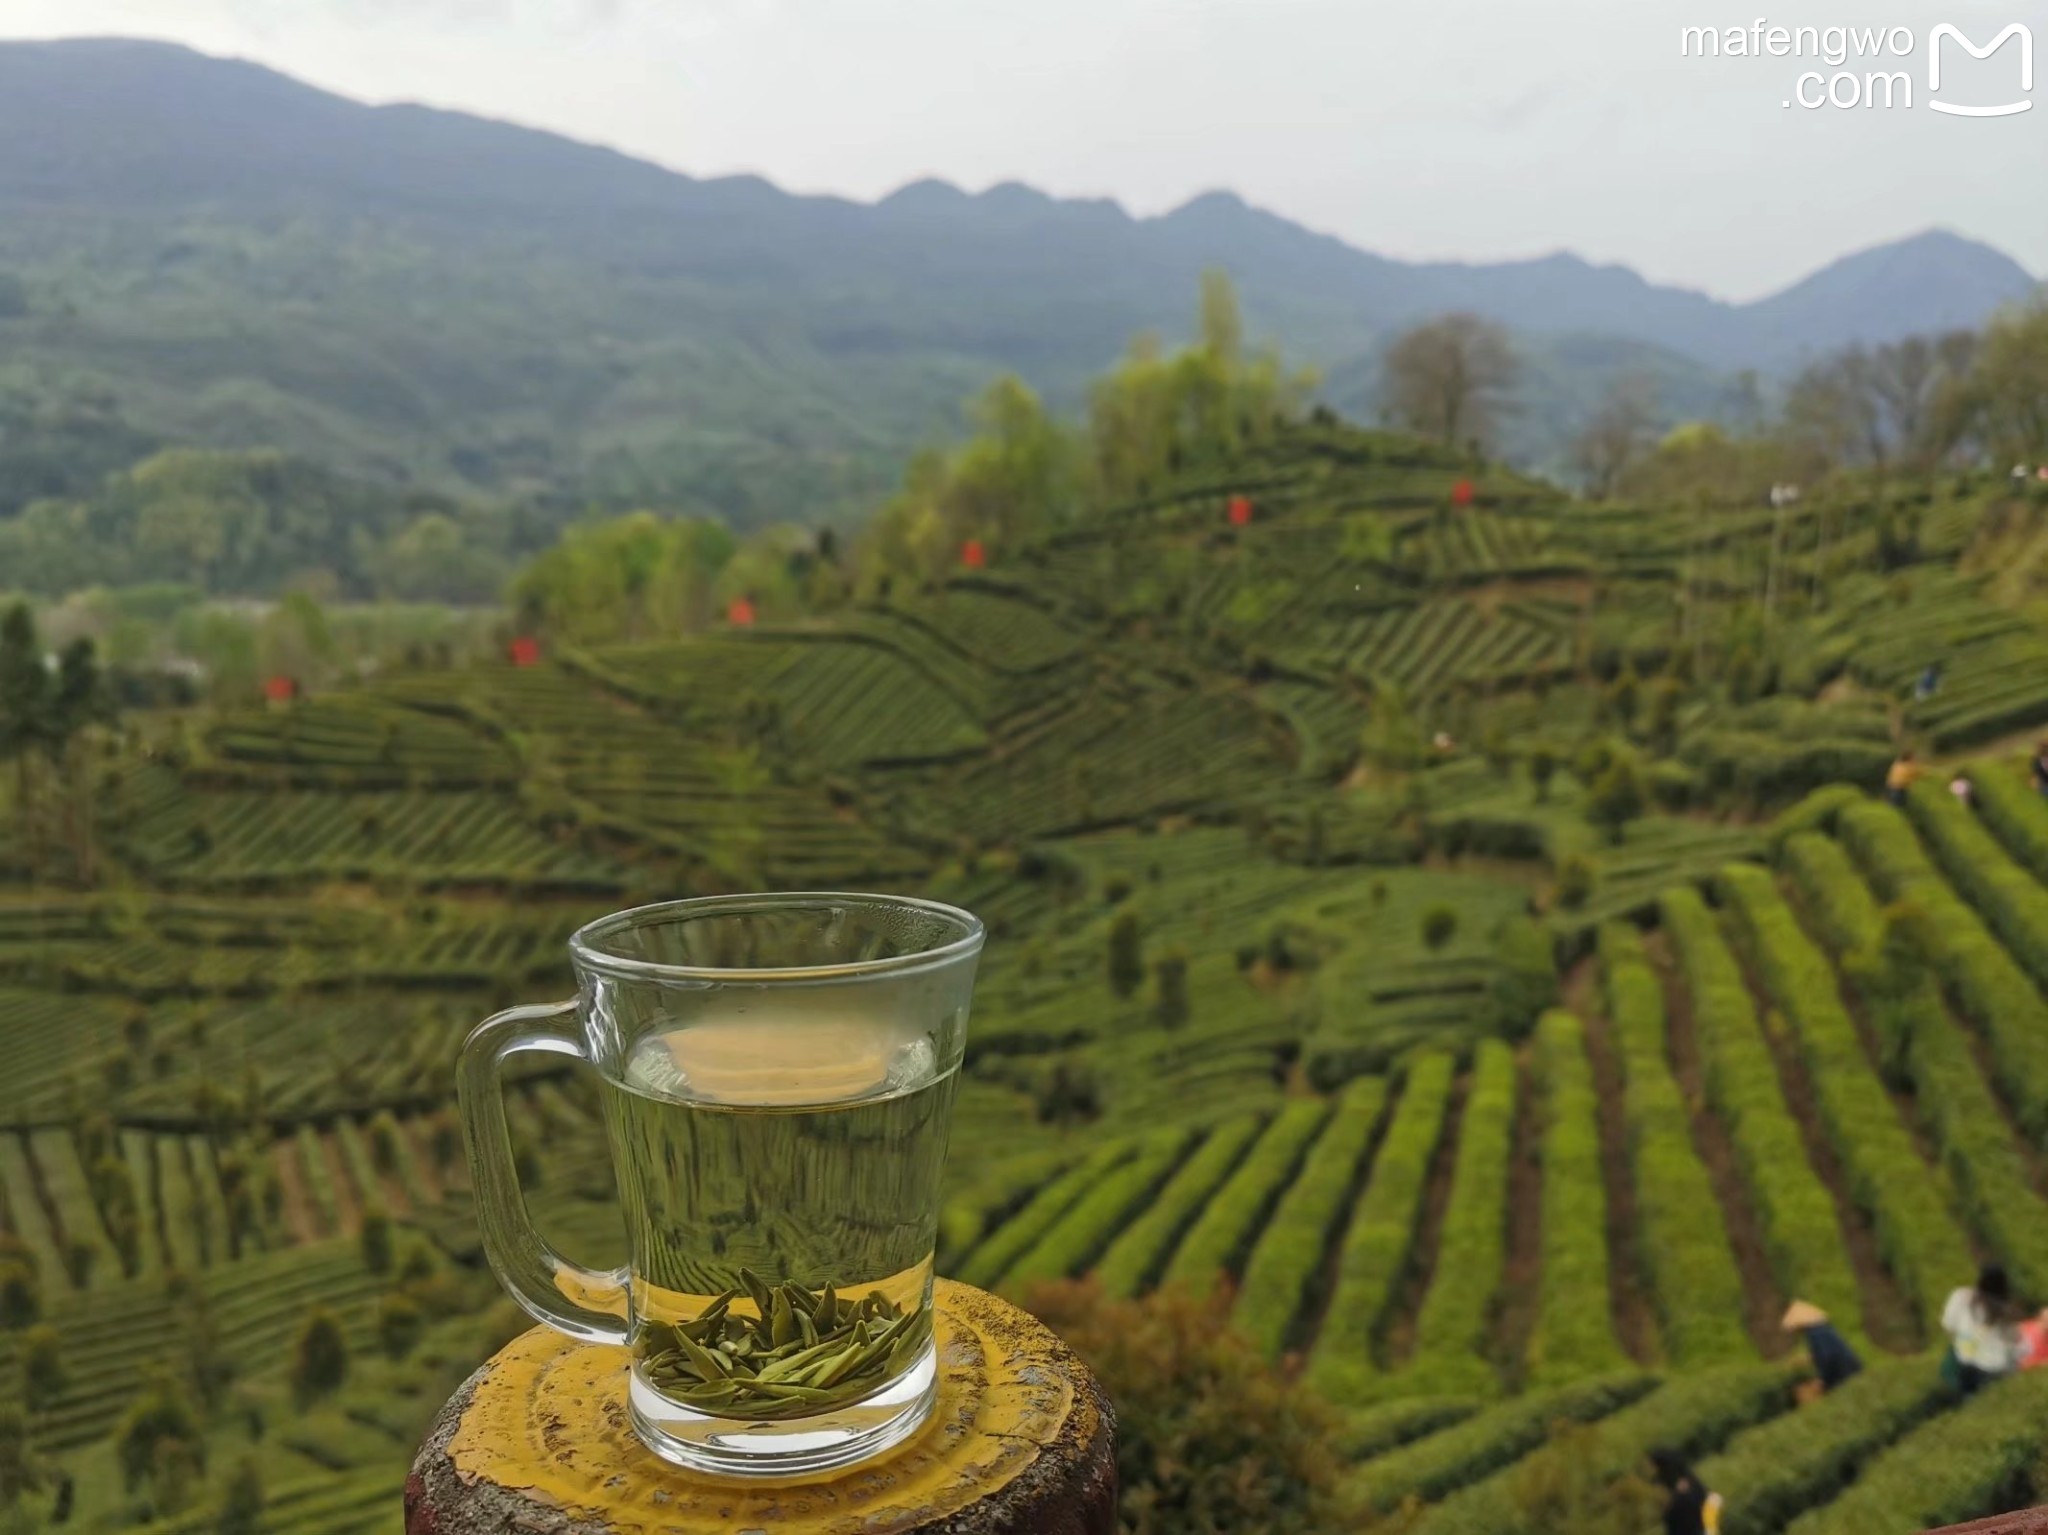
[1943,1287,2020,1373]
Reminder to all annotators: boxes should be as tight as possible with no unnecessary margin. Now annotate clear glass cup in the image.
[457,892,983,1478]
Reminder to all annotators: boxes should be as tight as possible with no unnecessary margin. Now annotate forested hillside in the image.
[0,38,2035,530]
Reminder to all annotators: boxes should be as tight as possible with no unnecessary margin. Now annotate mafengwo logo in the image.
[1679,19,2033,113]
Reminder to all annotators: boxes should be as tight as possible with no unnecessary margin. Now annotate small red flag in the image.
[726,596,757,627]
[1227,495,1253,527]
[507,635,541,668]
[262,674,297,703]
[961,538,986,569]
[1451,479,1475,507]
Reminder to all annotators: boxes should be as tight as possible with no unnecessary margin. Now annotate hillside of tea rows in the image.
[9,421,2048,1533]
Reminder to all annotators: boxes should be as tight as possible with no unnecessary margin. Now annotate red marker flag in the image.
[726,596,757,627]
[961,538,986,569]
[507,635,541,668]
[1227,495,1253,526]
[1451,479,1476,507]
[263,674,297,703]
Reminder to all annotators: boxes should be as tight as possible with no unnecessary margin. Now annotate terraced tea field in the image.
[8,427,2048,1533]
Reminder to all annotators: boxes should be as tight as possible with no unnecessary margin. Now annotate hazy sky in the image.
[1,0,2043,301]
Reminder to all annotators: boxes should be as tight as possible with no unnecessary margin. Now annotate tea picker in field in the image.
[1650,1449,1724,1535]
[1781,1299,1862,1394]
[1804,1305,1868,1388]
[1941,1263,2024,1395]
[1884,750,1920,805]
[2031,739,2048,797]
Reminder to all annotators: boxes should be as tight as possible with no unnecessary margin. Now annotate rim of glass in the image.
[569,892,986,983]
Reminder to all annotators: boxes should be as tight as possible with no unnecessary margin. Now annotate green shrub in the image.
[1096,1114,1263,1299]
[1309,1054,1455,1403]
[289,1305,349,1407]
[1405,1039,1515,1398]
[1235,1077,1387,1359]
[1785,831,2048,1301]
[1660,886,1862,1337]
[1026,1279,1351,1535]
[1150,950,1191,1030]
[1839,797,2048,1138]
[1002,1126,1194,1293]
[1527,1009,1627,1385]
[956,1142,1131,1289]
[1107,910,1144,998]
[1556,853,1595,909]
[1717,861,1972,1332]
[1699,1356,1950,1535]
[1784,1367,2048,1535]
[1162,1099,1331,1296]
[1599,922,1751,1365]
[1349,1372,1656,1515]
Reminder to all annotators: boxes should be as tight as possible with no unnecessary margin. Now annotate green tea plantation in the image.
[8,422,2048,1534]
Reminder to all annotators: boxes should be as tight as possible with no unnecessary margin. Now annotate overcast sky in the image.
[1,0,2043,301]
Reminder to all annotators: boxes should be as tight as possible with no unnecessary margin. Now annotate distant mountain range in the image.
[0,37,2037,524]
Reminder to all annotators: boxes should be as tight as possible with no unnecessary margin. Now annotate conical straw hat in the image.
[1782,1299,1828,1331]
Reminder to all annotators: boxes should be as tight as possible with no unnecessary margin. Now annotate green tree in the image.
[1107,911,1145,999]
[1422,906,1458,951]
[1529,744,1558,802]
[290,1306,349,1407]
[359,1206,394,1275]
[1380,313,1518,448]
[0,603,52,862]
[217,1456,264,1535]
[1555,853,1596,910]
[19,1326,63,1414]
[0,1236,38,1330]
[378,1292,425,1361]
[1152,951,1191,1031]
[115,1373,205,1494]
[1590,757,1646,845]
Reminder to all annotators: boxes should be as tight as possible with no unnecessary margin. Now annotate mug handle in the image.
[457,999,629,1344]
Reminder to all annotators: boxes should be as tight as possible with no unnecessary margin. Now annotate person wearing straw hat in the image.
[1782,1299,1862,1394]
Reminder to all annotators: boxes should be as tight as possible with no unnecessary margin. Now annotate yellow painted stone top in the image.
[448,1278,1090,1534]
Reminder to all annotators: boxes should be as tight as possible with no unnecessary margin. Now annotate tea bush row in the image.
[1785,1367,2048,1535]
[1094,1113,1263,1299]
[1308,1053,1456,1402]
[1234,1076,1387,1358]
[1526,1008,1627,1385]
[1598,922,1751,1365]
[1965,762,2048,885]
[1785,832,2048,1300]
[1338,1396,1480,1461]
[1001,1126,1195,1292]
[1161,1097,1330,1296]
[1699,1356,1952,1535]
[1404,1039,1514,1397]
[955,1142,1131,1289]
[1716,861,1972,1331]
[1406,1363,1796,1535]
[1660,886,1863,1335]
[1348,1371,1656,1514]
[1837,798,2048,1138]
[1906,776,2048,997]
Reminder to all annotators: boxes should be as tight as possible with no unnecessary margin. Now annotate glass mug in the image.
[458,893,983,1478]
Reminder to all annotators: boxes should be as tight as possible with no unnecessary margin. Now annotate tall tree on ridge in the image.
[1379,313,1518,450]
